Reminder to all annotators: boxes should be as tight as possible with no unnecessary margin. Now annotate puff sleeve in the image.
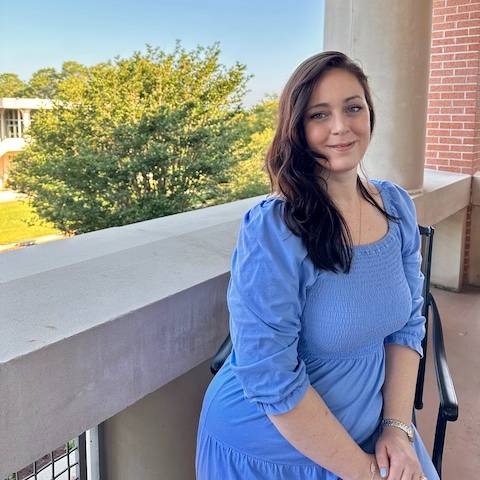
[228,197,317,415]
[384,184,426,357]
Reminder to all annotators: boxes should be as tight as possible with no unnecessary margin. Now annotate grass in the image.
[0,200,63,245]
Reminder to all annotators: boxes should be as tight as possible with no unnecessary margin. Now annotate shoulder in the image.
[239,195,307,260]
[242,195,292,240]
[370,179,417,219]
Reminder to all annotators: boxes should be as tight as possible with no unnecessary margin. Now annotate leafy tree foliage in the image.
[0,73,28,97]
[223,96,277,200]
[9,43,260,234]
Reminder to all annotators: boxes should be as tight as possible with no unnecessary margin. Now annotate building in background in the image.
[0,98,52,189]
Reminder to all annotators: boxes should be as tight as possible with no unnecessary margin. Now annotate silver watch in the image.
[381,418,415,443]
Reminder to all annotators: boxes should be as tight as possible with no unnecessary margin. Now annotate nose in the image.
[331,112,349,135]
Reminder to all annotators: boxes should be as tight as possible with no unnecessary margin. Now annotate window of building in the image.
[5,109,23,138]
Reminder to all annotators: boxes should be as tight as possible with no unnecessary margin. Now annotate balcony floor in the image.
[415,285,480,479]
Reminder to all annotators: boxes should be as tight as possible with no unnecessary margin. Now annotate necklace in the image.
[358,195,362,245]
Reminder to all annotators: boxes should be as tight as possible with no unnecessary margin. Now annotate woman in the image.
[196,51,438,480]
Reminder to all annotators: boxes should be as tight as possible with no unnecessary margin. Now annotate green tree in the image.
[9,43,251,234]
[0,73,28,97]
[24,67,61,98]
[223,96,278,199]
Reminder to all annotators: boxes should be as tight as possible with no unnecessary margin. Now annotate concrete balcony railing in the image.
[0,169,472,480]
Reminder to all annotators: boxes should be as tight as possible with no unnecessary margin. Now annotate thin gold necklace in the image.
[358,195,362,245]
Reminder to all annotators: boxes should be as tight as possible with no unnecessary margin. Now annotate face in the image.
[303,68,371,176]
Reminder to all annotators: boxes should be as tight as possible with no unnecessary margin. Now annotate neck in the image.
[320,171,363,210]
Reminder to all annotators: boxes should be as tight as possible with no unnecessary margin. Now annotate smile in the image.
[327,141,356,152]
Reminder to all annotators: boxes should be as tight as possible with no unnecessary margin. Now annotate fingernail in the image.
[380,467,388,478]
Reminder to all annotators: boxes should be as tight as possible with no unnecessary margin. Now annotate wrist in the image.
[351,454,378,480]
[381,417,414,443]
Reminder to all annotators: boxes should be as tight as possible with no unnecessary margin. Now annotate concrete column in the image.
[0,109,5,140]
[20,109,31,134]
[432,207,468,291]
[324,0,433,193]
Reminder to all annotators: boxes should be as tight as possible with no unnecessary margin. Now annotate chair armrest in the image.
[429,292,459,421]
[210,334,233,375]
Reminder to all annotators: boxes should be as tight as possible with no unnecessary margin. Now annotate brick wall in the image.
[426,0,480,285]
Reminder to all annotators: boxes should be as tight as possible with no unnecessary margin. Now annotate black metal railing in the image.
[5,433,87,480]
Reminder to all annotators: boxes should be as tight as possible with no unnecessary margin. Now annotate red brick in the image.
[454,67,479,75]
[438,152,463,160]
[438,165,463,172]
[458,18,480,27]
[447,0,475,6]
[456,35,480,44]
[458,84,478,90]
[435,6,458,15]
[429,93,443,99]
[454,100,476,106]
[444,60,468,67]
[444,44,470,52]
[432,68,456,76]
[450,160,474,167]
[433,37,456,46]
[463,122,477,129]
[431,46,444,54]
[445,12,470,21]
[452,128,475,136]
[462,152,475,160]
[452,114,475,121]
[442,76,467,83]
[439,136,464,143]
[466,59,480,67]
[466,75,479,83]
[454,51,479,59]
[427,158,450,166]
[451,144,472,151]
[427,129,451,135]
[432,31,445,39]
[440,92,465,99]
[458,4,480,13]
[469,27,480,35]
[461,167,474,174]
[430,84,455,92]
[445,28,470,36]
[443,107,467,113]
[429,143,452,151]
[429,114,452,121]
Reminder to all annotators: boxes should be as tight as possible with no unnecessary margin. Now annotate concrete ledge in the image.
[0,195,264,477]
[413,169,471,226]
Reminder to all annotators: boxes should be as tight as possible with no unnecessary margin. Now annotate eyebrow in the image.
[307,95,364,111]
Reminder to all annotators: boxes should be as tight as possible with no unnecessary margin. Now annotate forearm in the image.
[268,386,372,480]
[382,344,421,424]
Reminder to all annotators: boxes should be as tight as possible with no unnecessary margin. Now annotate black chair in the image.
[210,225,458,479]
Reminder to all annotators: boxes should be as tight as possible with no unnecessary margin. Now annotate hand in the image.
[374,427,424,480]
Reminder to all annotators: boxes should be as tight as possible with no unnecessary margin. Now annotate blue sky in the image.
[0,0,325,106]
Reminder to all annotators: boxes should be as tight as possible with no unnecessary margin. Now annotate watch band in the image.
[381,418,415,443]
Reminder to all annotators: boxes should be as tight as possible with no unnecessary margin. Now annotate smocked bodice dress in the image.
[195,179,440,480]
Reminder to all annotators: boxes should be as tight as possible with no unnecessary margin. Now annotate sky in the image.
[0,0,325,107]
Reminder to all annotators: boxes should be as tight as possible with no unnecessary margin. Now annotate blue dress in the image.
[196,179,440,479]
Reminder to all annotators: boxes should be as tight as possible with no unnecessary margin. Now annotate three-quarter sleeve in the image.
[384,184,426,357]
[228,197,316,415]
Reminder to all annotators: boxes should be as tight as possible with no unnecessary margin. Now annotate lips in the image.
[327,141,356,151]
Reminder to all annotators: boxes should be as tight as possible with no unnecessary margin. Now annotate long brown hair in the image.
[265,51,399,273]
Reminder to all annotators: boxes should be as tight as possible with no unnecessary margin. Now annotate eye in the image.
[347,104,363,113]
[310,111,329,120]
